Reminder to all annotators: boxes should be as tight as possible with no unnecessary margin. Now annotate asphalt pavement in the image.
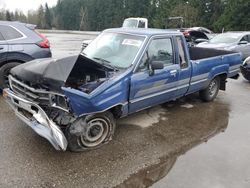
[0,32,250,188]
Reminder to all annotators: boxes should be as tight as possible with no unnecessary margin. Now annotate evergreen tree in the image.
[45,3,52,29]
[37,5,45,29]
[215,0,250,31]
[6,10,11,21]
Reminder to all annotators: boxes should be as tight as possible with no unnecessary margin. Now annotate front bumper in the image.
[3,88,68,151]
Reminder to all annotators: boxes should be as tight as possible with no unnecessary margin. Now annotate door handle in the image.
[170,70,177,76]
[0,47,3,50]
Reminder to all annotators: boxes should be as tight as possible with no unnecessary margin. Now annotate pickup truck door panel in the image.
[129,64,180,113]
[129,37,181,113]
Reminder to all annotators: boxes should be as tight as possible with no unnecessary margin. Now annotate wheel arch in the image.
[109,104,125,118]
[0,52,34,67]
[213,73,227,91]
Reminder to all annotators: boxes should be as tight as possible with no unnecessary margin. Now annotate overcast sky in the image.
[0,0,57,13]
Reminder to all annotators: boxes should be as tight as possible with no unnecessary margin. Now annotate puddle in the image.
[118,107,167,128]
[114,94,230,188]
[180,103,194,109]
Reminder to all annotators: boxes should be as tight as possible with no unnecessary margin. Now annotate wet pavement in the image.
[0,32,250,188]
[45,32,97,58]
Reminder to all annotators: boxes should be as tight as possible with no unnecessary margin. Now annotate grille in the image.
[9,76,50,105]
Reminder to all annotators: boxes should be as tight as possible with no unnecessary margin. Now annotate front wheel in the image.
[66,111,116,152]
[199,77,220,102]
[0,62,21,89]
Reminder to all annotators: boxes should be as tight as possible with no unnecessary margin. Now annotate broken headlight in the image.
[50,94,69,111]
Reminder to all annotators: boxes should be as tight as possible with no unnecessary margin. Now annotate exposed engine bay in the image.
[65,55,114,94]
[10,54,116,94]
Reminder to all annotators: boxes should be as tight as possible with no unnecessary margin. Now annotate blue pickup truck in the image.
[3,28,241,151]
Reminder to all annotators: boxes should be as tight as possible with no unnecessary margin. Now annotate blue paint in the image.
[62,28,242,117]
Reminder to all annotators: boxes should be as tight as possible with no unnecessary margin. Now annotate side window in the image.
[240,35,248,43]
[138,21,145,28]
[0,25,23,40]
[247,35,250,43]
[138,38,173,71]
[176,36,188,69]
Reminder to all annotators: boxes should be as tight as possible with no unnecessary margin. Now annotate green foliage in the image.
[37,5,45,29]
[215,0,250,31]
[0,0,249,32]
[45,3,52,29]
[5,11,12,21]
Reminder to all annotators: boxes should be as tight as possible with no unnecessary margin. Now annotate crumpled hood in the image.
[197,42,233,49]
[10,55,114,92]
[10,56,79,91]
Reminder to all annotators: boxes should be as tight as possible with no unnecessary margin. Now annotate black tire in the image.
[199,77,220,102]
[0,62,21,89]
[66,111,116,152]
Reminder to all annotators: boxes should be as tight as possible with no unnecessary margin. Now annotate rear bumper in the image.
[32,47,52,59]
[3,88,67,151]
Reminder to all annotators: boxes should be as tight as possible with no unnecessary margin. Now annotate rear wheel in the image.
[199,77,220,102]
[66,111,116,152]
[0,62,21,89]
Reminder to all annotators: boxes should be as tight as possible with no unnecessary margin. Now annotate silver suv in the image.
[0,21,52,89]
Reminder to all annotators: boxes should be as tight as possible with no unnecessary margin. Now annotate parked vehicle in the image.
[3,28,241,151]
[241,56,250,82]
[181,28,210,46]
[188,27,213,34]
[122,17,148,29]
[81,17,149,51]
[197,32,250,60]
[0,21,52,89]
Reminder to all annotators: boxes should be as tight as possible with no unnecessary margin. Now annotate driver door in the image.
[129,37,180,113]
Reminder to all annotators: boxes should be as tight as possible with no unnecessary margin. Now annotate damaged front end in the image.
[3,54,118,150]
[4,31,144,151]
[3,88,68,150]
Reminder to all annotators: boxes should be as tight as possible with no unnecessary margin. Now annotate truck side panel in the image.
[187,53,241,95]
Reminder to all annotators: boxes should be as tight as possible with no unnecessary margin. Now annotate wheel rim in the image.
[208,79,218,97]
[80,118,110,148]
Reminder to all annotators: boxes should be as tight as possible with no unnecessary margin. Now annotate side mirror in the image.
[149,61,164,76]
[195,38,208,44]
[151,61,164,70]
[239,41,248,45]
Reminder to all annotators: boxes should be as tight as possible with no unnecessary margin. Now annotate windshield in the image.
[122,19,138,28]
[83,32,145,68]
[210,33,242,44]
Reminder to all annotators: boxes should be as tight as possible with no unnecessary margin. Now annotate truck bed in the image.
[189,47,236,60]
[187,47,242,95]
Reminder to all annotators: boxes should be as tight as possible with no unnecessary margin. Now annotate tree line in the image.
[0,0,249,32]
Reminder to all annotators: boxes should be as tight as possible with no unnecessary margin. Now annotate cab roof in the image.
[104,28,182,37]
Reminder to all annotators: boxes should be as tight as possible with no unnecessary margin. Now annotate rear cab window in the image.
[138,21,145,28]
[176,36,189,69]
[0,25,24,40]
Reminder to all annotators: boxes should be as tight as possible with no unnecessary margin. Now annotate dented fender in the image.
[62,71,131,117]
